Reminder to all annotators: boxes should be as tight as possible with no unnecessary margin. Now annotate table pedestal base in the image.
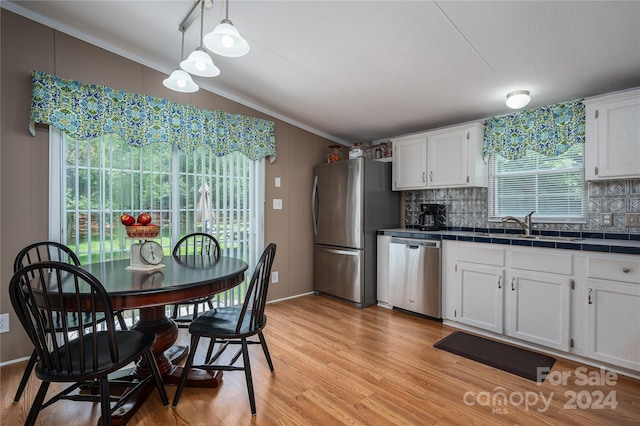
[99,306,222,425]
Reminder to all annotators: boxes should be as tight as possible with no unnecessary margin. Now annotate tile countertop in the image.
[378,228,640,255]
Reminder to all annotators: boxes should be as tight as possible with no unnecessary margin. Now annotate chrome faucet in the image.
[501,211,535,236]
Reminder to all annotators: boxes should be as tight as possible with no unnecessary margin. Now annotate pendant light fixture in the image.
[203,0,249,58]
[180,0,220,77]
[164,31,199,93]
[506,90,531,109]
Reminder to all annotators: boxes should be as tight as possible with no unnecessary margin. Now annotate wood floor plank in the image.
[2,294,639,425]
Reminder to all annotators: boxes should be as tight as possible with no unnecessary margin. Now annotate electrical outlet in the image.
[601,213,613,226]
[0,313,9,333]
[626,212,640,227]
[271,271,279,283]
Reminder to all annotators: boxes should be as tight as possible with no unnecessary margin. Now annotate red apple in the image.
[120,214,135,226]
[137,213,152,225]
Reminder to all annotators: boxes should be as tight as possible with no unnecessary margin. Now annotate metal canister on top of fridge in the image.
[349,141,372,159]
[349,143,363,159]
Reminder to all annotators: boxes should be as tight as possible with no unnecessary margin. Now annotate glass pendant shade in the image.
[180,48,221,77]
[506,90,531,109]
[203,20,250,57]
[163,69,199,93]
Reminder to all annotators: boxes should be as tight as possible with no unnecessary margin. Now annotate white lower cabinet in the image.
[446,243,505,334]
[445,242,575,349]
[444,241,640,373]
[507,272,572,351]
[585,255,640,371]
[506,250,573,351]
[458,263,504,333]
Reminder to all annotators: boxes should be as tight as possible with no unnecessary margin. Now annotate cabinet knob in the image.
[511,276,515,291]
[588,288,593,305]
[497,275,502,289]
[422,172,426,182]
[622,267,630,273]
[430,171,433,182]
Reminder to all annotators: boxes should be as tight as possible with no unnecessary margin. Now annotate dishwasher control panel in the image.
[390,238,440,248]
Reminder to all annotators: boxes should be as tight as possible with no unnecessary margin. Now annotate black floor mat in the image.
[433,331,556,382]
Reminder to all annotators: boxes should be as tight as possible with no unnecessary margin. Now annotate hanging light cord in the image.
[222,0,231,24]
[180,30,185,60]
[199,0,205,47]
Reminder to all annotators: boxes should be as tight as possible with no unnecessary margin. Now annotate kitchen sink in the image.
[511,234,583,242]
[472,232,582,242]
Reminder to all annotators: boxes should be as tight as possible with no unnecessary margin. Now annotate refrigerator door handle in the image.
[312,175,319,236]
[318,246,360,256]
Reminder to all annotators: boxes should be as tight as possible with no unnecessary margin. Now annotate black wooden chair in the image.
[11,241,128,403]
[169,233,222,327]
[172,243,277,415]
[9,261,169,426]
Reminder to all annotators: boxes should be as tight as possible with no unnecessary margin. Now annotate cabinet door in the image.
[586,280,640,372]
[507,272,572,351]
[456,263,504,334]
[585,91,640,180]
[428,128,468,187]
[392,135,427,190]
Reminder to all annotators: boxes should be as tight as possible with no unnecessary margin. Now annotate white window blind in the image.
[488,143,586,223]
[49,128,264,308]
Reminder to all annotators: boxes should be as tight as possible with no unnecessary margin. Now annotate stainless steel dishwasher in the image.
[388,238,441,318]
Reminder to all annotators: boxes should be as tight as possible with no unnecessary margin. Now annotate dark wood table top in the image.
[80,255,248,310]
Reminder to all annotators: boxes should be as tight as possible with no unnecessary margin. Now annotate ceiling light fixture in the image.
[164,31,199,93]
[506,90,531,109]
[203,0,249,57]
[180,0,220,77]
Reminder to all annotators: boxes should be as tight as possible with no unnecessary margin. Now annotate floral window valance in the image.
[483,100,585,160]
[28,70,276,160]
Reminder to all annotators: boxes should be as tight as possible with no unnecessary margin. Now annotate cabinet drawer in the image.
[457,244,504,266]
[512,250,573,275]
[588,257,640,283]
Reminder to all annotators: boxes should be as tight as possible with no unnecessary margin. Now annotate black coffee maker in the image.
[419,203,445,231]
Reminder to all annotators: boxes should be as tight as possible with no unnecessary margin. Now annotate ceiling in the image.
[3,1,640,145]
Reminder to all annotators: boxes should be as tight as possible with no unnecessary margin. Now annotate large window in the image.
[488,144,586,222]
[49,128,265,306]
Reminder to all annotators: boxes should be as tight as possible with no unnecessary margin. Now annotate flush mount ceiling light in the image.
[180,0,220,77]
[506,90,531,109]
[163,32,199,93]
[203,0,250,57]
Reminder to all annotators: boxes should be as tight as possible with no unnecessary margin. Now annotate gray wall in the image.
[0,10,329,363]
[405,179,640,233]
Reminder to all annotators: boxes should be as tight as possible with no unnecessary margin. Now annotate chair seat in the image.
[35,330,155,382]
[189,307,265,337]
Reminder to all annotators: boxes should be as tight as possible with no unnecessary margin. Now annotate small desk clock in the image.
[127,240,166,271]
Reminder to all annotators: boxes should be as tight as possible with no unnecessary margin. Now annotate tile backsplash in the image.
[404,178,640,234]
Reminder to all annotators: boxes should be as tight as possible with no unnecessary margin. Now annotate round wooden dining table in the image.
[80,254,248,423]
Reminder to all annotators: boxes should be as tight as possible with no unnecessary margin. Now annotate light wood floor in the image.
[2,294,639,425]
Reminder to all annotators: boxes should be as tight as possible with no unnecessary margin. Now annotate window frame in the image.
[49,127,265,300]
[487,145,587,224]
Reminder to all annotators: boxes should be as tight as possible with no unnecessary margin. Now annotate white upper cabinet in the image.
[392,122,487,191]
[392,133,428,190]
[584,88,640,180]
[427,123,487,188]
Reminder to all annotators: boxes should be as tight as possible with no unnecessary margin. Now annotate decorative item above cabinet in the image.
[391,122,487,191]
[584,88,640,181]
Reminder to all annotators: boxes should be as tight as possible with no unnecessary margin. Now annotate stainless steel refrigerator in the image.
[312,157,399,307]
